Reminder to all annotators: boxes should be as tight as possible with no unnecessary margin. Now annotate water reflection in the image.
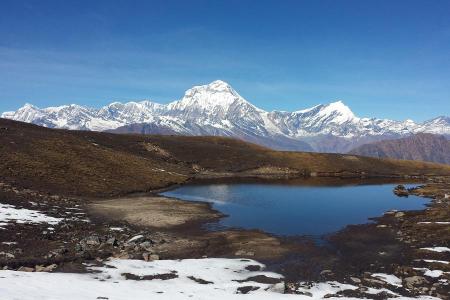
[162,179,428,237]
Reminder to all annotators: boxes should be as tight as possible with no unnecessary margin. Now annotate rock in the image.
[55,248,68,255]
[35,265,45,272]
[364,278,386,285]
[142,252,151,262]
[350,277,362,284]
[115,252,131,259]
[106,237,118,246]
[320,270,333,276]
[149,254,159,261]
[395,266,414,276]
[35,265,56,272]
[394,212,405,218]
[17,266,34,272]
[234,250,255,256]
[44,264,57,272]
[0,252,15,259]
[142,253,159,261]
[85,235,101,246]
[139,241,153,250]
[75,243,84,252]
[394,185,409,197]
[404,276,428,289]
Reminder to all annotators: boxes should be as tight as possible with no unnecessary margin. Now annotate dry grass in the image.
[1,118,450,197]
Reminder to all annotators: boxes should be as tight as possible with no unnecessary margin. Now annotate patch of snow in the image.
[294,281,358,298]
[110,227,124,231]
[372,273,402,287]
[127,235,144,243]
[414,268,449,278]
[0,257,444,300]
[420,247,450,253]
[417,222,450,225]
[0,203,62,227]
[419,259,449,265]
[0,258,286,300]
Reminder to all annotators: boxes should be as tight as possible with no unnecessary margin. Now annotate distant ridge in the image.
[2,80,450,152]
[349,133,450,164]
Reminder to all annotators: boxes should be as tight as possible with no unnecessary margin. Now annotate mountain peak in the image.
[326,100,351,111]
[317,100,356,123]
[173,80,248,111]
[21,103,38,110]
[208,79,232,90]
[188,80,235,94]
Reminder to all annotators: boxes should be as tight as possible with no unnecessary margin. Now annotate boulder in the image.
[394,185,409,197]
[350,277,362,284]
[139,241,153,251]
[404,276,428,289]
[35,264,57,272]
[17,266,34,272]
[394,212,405,218]
[85,235,101,246]
[106,237,118,246]
[142,252,151,262]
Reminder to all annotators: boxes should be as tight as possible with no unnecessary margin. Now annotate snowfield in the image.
[0,203,62,228]
[0,258,443,300]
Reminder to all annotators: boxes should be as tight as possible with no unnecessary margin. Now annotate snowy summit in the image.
[2,80,450,153]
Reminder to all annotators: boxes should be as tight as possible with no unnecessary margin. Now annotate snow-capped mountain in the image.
[2,80,449,152]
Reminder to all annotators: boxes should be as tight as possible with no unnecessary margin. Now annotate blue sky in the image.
[1,0,449,121]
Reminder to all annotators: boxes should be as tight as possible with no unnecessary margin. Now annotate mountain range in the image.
[2,80,450,153]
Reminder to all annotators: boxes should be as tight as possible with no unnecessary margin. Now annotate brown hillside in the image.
[1,118,449,197]
[349,133,450,164]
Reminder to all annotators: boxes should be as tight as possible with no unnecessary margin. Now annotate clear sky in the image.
[1,0,449,121]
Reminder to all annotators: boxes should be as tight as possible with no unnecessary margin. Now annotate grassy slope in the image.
[1,118,450,197]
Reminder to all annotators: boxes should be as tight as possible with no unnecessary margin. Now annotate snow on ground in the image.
[1,242,17,246]
[0,203,62,228]
[420,247,450,253]
[0,258,285,300]
[372,273,402,287]
[110,227,124,231]
[127,234,144,243]
[293,281,358,298]
[414,268,450,278]
[417,222,450,225]
[0,258,442,300]
[419,259,449,265]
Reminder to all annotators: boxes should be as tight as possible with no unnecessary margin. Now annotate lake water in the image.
[161,179,428,237]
